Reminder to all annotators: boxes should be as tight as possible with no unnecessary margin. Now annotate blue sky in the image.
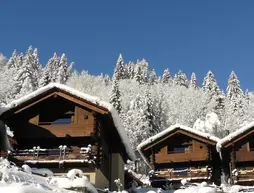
[1,1,254,91]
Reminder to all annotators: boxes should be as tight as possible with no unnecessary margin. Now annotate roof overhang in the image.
[217,121,254,151]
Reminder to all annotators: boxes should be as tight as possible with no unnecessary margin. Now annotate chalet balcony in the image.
[233,169,254,184]
[155,152,208,163]
[154,167,211,181]
[8,145,97,166]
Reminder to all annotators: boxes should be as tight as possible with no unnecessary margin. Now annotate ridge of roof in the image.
[216,121,254,152]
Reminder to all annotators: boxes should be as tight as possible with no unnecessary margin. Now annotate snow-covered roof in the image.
[0,83,136,161]
[137,124,220,169]
[217,121,254,152]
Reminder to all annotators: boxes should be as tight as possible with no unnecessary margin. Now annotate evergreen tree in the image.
[226,71,243,100]
[135,59,149,83]
[18,46,39,96]
[103,74,111,86]
[173,71,189,88]
[127,62,135,79]
[144,87,160,135]
[190,72,198,89]
[39,64,51,87]
[50,52,60,82]
[149,69,157,85]
[226,71,244,114]
[162,68,172,84]
[113,54,127,80]
[245,89,250,104]
[56,53,70,84]
[7,50,18,69]
[109,76,122,114]
[134,65,142,84]
[202,71,220,96]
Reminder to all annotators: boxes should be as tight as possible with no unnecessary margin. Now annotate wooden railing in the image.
[155,167,211,181]
[233,169,254,183]
[9,146,96,164]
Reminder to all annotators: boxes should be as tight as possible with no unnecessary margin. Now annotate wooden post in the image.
[92,112,102,167]
[230,145,236,184]
[151,147,156,170]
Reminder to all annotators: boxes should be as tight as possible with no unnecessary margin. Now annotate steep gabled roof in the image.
[217,121,254,152]
[137,124,219,168]
[0,83,136,160]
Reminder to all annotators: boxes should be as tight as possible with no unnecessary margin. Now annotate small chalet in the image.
[137,124,221,186]
[217,121,254,185]
[0,83,136,190]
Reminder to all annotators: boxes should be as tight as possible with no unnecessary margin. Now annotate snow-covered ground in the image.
[2,157,254,193]
[0,158,97,193]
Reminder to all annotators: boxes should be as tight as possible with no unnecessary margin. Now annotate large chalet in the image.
[217,121,254,185]
[0,83,136,190]
[137,124,221,186]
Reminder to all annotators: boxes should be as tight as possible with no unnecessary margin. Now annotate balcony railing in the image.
[155,167,211,181]
[9,145,96,165]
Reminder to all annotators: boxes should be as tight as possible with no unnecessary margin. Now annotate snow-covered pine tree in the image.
[0,53,6,69]
[202,71,220,96]
[136,59,149,83]
[134,65,142,84]
[103,74,111,86]
[144,87,160,136]
[226,71,244,113]
[56,53,71,84]
[190,72,198,89]
[50,52,60,83]
[113,54,127,80]
[18,46,39,96]
[173,70,189,88]
[125,94,149,148]
[127,61,135,79]
[4,50,22,101]
[109,76,122,114]
[226,71,243,100]
[6,50,18,69]
[161,68,172,84]
[149,69,157,85]
[245,89,250,104]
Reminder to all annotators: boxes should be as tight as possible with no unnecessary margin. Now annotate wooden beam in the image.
[143,131,178,151]
[13,93,57,114]
[178,130,216,145]
[225,128,254,148]
[143,128,216,152]
[56,92,108,115]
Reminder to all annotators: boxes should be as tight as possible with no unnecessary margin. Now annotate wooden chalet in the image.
[0,83,136,190]
[137,124,221,187]
[217,121,254,185]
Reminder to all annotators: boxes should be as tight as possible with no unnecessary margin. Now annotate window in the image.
[167,145,189,154]
[39,109,75,125]
[52,114,73,125]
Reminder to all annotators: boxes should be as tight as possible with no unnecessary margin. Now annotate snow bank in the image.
[0,158,97,193]
[216,121,254,153]
[0,83,136,160]
[137,124,219,168]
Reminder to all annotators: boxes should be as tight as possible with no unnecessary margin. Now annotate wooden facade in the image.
[219,124,254,185]
[138,125,221,186]
[0,84,134,190]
